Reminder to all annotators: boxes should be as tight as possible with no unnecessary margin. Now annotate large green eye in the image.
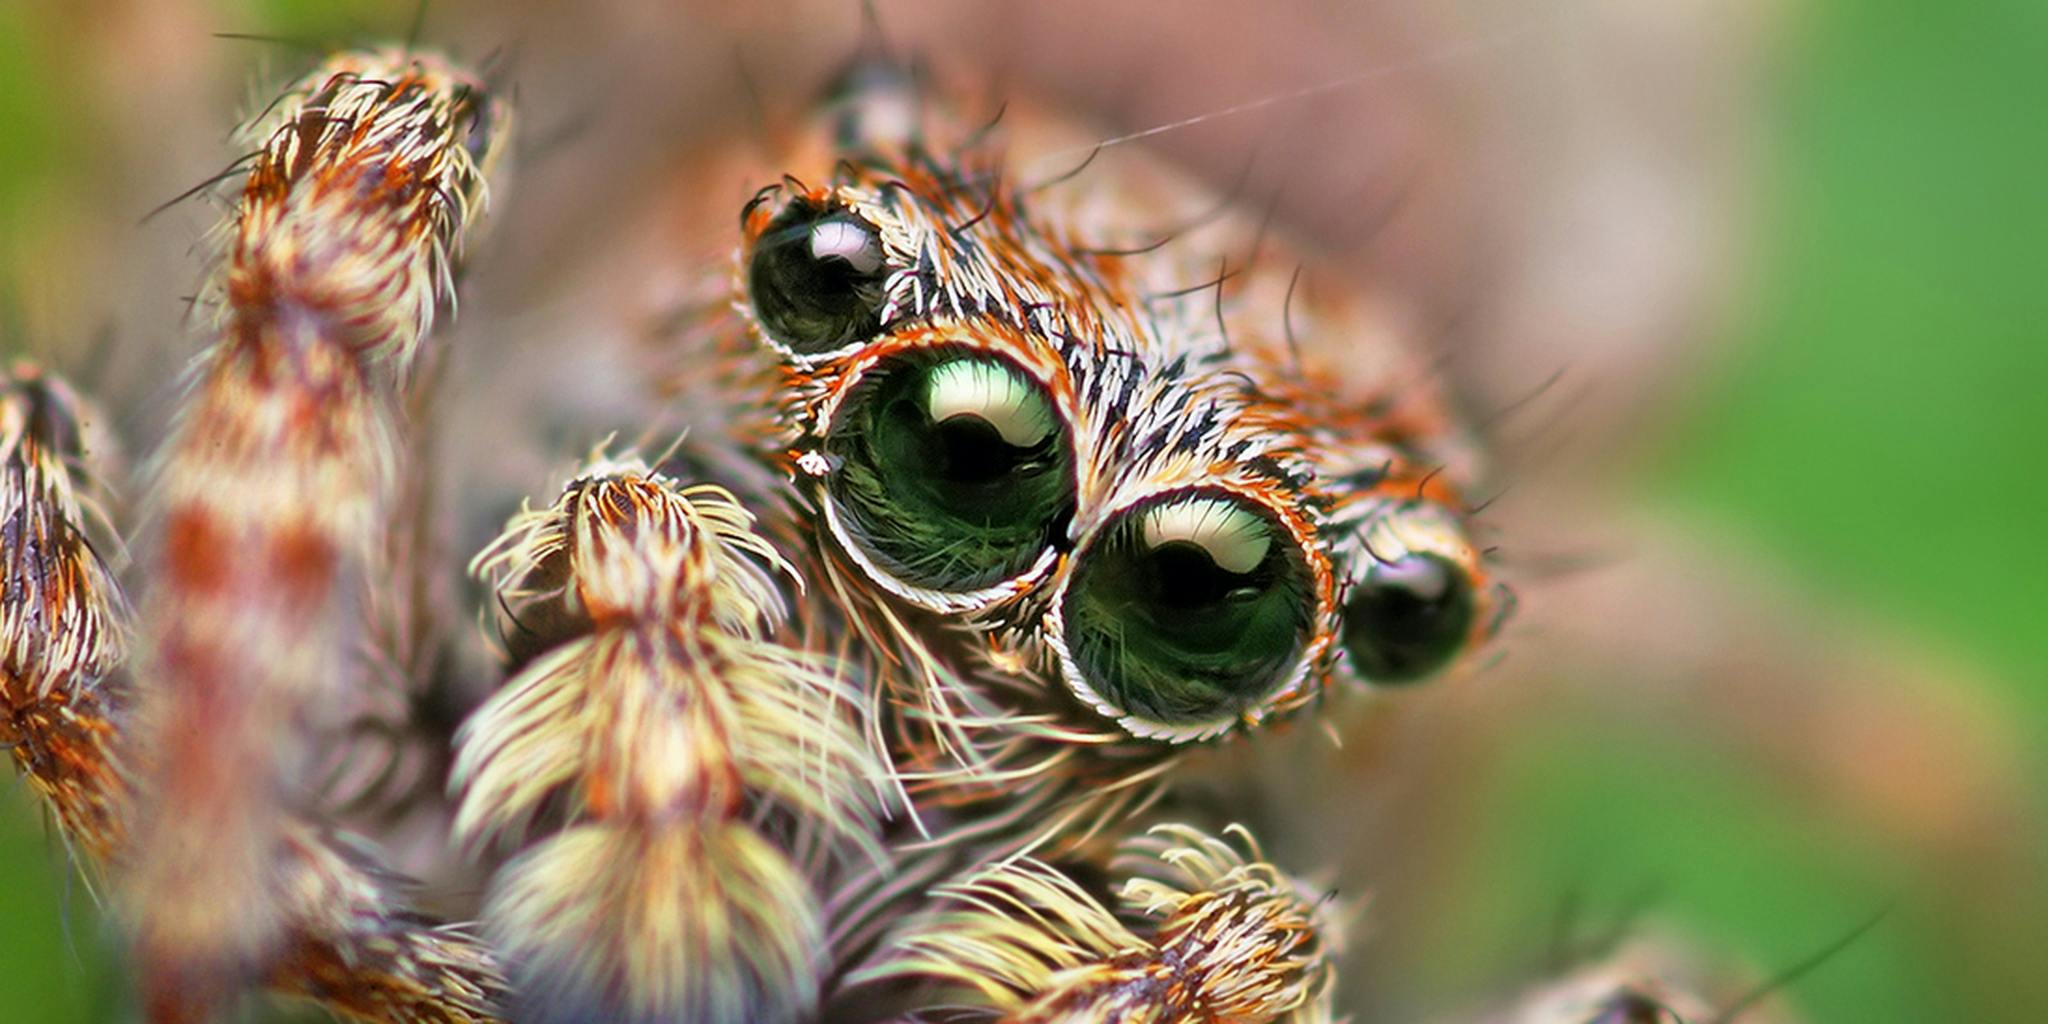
[1063,492,1313,726]
[825,350,1076,591]
[748,201,888,355]
[1340,551,1474,684]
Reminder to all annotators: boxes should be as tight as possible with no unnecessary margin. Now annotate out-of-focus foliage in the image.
[1432,2,2048,1020]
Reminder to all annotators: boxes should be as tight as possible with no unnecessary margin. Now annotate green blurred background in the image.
[0,0,2041,1020]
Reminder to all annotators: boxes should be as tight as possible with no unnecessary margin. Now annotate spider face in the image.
[735,72,1509,745]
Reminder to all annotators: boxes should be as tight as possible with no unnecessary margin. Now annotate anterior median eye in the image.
[748,200,888,356]
[825,350,1076,591]
[1062,491,1313,727]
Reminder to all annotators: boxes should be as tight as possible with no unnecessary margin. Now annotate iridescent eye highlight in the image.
[825,350,1076,592]
[747,200,888,355]
[1062,492,1313,727]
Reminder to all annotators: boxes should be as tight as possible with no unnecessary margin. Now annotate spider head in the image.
[732,99,1508,748]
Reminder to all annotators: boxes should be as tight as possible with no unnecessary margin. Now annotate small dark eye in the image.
[1063,492,1312,728]
[747,201,888,356]
[1340,550,1474,684]
[1590,990,1681,1024]
[825,349,1075,591]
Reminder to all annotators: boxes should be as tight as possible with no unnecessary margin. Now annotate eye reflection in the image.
[1063,491,1312,727]
[825,350,1075,592]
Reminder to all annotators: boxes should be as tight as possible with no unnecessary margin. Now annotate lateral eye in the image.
[1341,553,1473,683]
[824,349,1076,592]
[1339,506,1481,684]
[1062,491,1313,727]
[747,200,888,356]
[1589,991,1685,1024]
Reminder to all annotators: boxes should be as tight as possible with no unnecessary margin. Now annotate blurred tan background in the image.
[0,0,2042,1020]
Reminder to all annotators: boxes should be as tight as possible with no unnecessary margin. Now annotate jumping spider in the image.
[1,8,1862,1024]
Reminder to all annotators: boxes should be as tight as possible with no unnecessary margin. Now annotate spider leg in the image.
[0,362,133,864]
[107,47,510,1020]
[1452,938,1809,1024]
[454,455,888,1024]
[853,822,1342,1024]
[0,360,512,1022]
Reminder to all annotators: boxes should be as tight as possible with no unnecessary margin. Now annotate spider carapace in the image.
[0,33,1747,1024]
